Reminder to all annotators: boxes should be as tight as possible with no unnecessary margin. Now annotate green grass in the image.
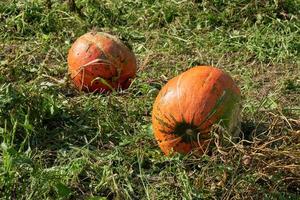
[0,0,299,199]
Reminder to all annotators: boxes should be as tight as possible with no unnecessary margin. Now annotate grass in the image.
[0,0,299,199]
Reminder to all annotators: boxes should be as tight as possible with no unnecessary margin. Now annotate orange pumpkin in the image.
[152,66,241,155]
[67,32,137,93]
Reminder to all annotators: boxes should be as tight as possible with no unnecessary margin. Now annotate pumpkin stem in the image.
[173,122,199,143]
[186,129,194,136]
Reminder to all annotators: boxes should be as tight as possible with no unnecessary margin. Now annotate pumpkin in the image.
[67,32,137,93]
[152,66,241,155]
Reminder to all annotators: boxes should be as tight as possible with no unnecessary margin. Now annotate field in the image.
[0,0,299,199]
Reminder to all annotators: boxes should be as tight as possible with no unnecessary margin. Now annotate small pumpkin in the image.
[67,32,137,93]
[152,66,241,155]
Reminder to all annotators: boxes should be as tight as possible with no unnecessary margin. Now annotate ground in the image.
[0,0,299,199]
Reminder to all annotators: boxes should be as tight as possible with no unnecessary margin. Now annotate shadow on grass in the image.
[239,120,269,143]
[0,83,134,155]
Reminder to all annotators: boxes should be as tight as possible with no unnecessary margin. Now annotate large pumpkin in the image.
[67,32,137,93]
[152,66,241,155]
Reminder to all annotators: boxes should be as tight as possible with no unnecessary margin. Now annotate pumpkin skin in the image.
[67,32,137,93]
[152,66,241,155]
